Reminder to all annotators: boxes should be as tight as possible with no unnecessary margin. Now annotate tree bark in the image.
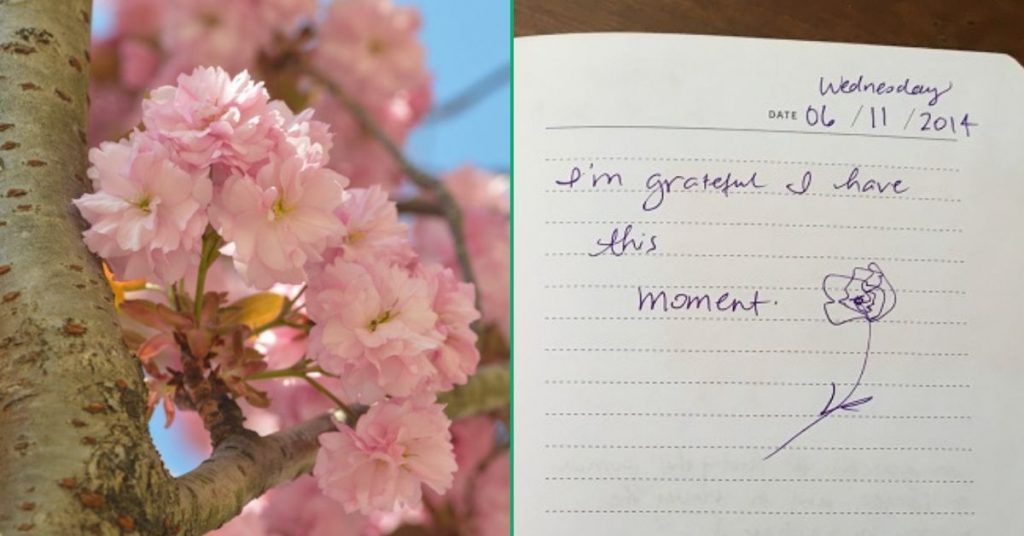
[0,1,175,533]
[175,414,336,532]
[0,3,342,534]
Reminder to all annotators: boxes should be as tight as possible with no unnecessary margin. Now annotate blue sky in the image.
[398,0,510,174]
[92,1,510,475]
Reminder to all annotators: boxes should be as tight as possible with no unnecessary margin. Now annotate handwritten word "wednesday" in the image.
[818,75,953,106]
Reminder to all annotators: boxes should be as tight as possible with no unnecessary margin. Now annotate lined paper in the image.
[513,33,1024,534]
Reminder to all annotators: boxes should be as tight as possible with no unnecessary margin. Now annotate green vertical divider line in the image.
[507,0,515,534]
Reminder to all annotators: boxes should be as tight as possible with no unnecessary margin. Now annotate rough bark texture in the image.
[0,1,175,533]
[176,414,336,532]
[0,3,338,534]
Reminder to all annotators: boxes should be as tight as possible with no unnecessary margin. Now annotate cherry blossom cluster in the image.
[78,66,342,287]
[415,167,510,338]
[302,186,482,516]
[202,417,508,535]
[75,65,481,520]
[92,0,429,191]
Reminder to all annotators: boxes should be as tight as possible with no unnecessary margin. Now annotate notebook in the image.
[513,32,1024,534]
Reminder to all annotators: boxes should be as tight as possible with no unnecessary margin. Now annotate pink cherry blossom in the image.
[111,0,165,39]
[159,0,316,76]
[366,507,428,536]
[314,396,456,514]
[117,38,161,90]
[261,476,371,536]
[159,1,268,78]
[237,400,284,437]
[405,76,433,126]
[306,258,442,403]
[472,451,510,536]
[424,417,508,533]
[209,155,347,289]
[88,81,140,147]
[420,263,480,391]
[74,131,212,285]
[440,416,498,511]
[258,378,333,430]
[143,67,276,173]
[415,166,509,336]
[313,0,429,105]
[256,326,308,370]
[312,94,409,190]
[318,186,416,268]
[270,102,335,170]
[207,497,268,536]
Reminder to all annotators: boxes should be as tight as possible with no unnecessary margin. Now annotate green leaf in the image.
[437,365,509,419]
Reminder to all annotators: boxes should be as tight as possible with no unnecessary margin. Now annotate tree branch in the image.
[178,341,255,447]
[304,68,481,313]
[396,197,445,216]
[174,413,341,533]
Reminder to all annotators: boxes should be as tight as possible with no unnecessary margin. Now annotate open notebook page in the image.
[513,33,1024,534]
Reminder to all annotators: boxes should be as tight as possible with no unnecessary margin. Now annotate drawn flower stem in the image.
[764,321,874,460]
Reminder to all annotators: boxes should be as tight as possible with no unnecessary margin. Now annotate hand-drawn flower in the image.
[822,262,896,325]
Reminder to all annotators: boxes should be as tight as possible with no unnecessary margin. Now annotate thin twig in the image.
[247,362,350,420]
[396,197,445,216]
[284,283,307,310]
[304,67,481,314]
[423,63,510,125]
[301,374,353,416]
[247,367,306,381]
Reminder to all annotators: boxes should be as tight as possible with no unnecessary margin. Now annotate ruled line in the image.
[545,444,972,452]
[544,316,966,326]
[544,509,974,516]
[542,220,963,233]
[544,252,965,264]
[542,284,966,295]
[544,476,974,484]
[542,189,963,203]
[542,156,959,173]
[542,348,969,357]
[545,124,958,142]
[543,380,971,388]
[544,412,971,420]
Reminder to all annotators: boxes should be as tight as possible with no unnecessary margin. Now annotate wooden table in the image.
[515,0,1024,61]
